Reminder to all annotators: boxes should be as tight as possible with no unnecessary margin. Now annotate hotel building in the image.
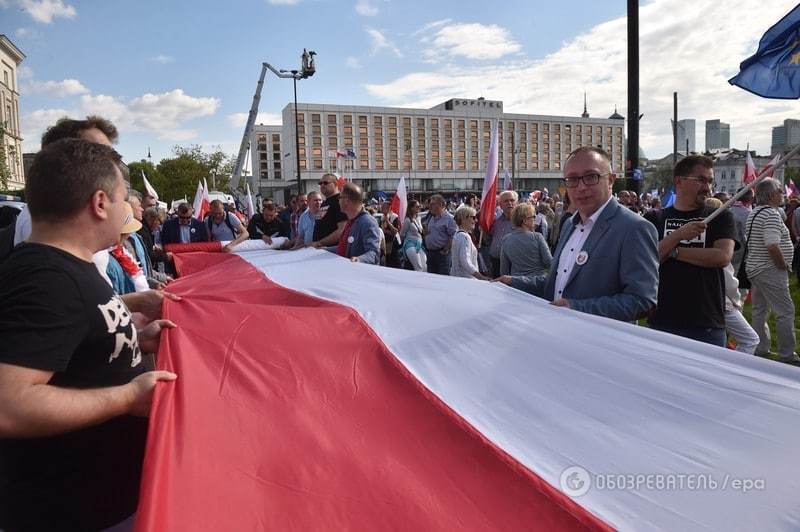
[251,98,624,201]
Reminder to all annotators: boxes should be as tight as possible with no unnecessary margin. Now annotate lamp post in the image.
[281,49,316,196]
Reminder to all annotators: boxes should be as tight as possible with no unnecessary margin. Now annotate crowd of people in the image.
[0,114,798,529]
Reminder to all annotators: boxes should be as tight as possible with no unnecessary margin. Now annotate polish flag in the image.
[192,180,210,220]
[390,175,407,222]
[141,170,159,201]
[135,248,800,532]
[761,154,781,177]
[743,152,757,184]
[479,122,499,233]
[245,182,256,220]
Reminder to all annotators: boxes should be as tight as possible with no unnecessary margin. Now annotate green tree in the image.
[128,160,164,198]
[0,123,13,191]
[171,145,234,193]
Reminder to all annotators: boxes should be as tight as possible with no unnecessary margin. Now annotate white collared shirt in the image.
[553,196,614,299]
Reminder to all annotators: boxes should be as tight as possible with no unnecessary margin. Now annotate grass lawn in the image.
[740,273,800,357]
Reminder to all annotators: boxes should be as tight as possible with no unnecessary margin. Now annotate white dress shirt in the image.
[553,196,613,300]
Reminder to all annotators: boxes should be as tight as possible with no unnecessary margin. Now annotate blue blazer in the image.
[161,217,210,245]
[326,210,382,265]
[513,198,659,321]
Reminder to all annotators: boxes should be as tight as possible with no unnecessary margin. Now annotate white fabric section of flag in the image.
[392,175,408,222]
[192,181,204,220]
[503,169,512,191]
[202,178,211,202]
[762,154,781,177]
[225,237,287,251]
[743,152,757,184]
[234,248,800,531]
[141,170,159,201]
[245,182,255,220]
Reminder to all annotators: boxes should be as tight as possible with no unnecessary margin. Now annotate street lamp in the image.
[281,49,317,195]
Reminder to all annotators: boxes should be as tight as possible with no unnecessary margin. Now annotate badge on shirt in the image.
[347,236,355,244]
[190,228,196,234]
[576,250,588,266]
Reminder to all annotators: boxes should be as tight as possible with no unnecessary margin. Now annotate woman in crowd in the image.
[496,203,553,285]
[450,205,488,280]
[399,199,427,271]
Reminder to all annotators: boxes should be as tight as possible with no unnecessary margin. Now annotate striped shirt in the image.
[745,205,794,277]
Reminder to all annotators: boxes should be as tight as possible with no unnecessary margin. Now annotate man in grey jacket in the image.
[513,146,659,322]
[327,183,381,265]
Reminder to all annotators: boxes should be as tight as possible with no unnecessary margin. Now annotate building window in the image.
[313,159,323,169]
[311,114,320,124]
[375,160,384,170]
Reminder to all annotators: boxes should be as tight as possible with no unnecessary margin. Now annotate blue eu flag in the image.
[729,5,800,99]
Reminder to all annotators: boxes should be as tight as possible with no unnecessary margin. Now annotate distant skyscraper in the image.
[705,119,730,151]
[676,119,695,153]
[771,118,800,154]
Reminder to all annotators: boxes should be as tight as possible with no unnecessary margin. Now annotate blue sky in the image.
[3,0,797,164]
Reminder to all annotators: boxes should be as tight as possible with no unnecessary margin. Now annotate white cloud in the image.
[424,22,521,61]
[345,56,362,69]
[17,65,33,79]
[355,0,378,16]
[149,54,175,64]
[27,78,89,96]
[15,27,31,37]
[267,0,300,4]
[366,28,402,57]
[21,89,221,149]
[21,107,70,150]
[226,112,283,128]
[366,0,794,158]
[19,0,76,23]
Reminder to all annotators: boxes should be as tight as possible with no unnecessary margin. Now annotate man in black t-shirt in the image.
[311,173,348,247]
[649,155,737,347]
[247,201,290,245]
[0,139,177,531]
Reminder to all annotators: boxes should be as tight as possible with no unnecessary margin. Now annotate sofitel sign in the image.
[444,98,503,110]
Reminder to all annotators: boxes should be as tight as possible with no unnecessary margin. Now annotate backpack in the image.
[207,212,236,240]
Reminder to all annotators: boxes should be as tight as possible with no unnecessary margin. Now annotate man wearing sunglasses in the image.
[649,155,737,347]
[310,173,348,248]
[509,146,659,322]
[161,203,210,245]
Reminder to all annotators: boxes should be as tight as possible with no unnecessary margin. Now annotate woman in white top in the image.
[450,205,488,280]
[399,199,427,271]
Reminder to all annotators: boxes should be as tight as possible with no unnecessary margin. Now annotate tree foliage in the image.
[127,144,235,202]
[0,123,13,191]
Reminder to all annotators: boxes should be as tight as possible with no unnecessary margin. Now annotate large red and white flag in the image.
[743,151,757,184]
[479,122,499,233]
[135,248,800,532]
[390,175,407,222]
[141,170,159,201]
[192,180,209,220]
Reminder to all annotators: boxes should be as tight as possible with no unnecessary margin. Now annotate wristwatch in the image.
[668,247,679,260]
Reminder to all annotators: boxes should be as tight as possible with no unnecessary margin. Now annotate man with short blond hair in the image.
[207,199,249,252]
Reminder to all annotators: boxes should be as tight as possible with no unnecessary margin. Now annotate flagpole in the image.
[704,144,800,223]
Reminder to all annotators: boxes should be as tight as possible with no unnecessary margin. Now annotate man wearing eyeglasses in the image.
[310,173,348,248]
[648,155,737,347]
[161,203,210,246]
[510,146,659,322]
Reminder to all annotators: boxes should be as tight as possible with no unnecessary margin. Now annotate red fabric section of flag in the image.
[163,242,222,254]
[135,252,611,532]
[479,173,498,233]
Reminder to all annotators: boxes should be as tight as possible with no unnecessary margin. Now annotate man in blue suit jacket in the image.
[161,203,209,246]
[325,182,381,265]
[511,147,659,322]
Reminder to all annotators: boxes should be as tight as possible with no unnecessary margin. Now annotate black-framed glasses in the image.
[563,172,608,188]
[680,175,715,187]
